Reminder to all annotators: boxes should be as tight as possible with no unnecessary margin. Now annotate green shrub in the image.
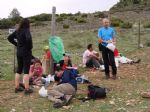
[110,17,123,27]
[29,13,51,22]
[69,16,76,21]
[63,24,70,29]
[143,22,150,28]
[56,17,64,22]
[94,11,108,18]
[81,14,88,18]
[0,19,14,29]
[59,13,68,19]
[77,18,86,23]
[120,22,132,29]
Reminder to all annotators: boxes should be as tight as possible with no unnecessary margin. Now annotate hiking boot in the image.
[19,83,25,89]
[64,95,73,106]
[15,87,24,93]
[24,88,33,95]
[53,102,64,108]
[112,75,117,80]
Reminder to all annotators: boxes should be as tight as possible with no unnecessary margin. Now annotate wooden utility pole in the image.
[51,7,56,36]
[138,19,141,48]
[50,6,56,74]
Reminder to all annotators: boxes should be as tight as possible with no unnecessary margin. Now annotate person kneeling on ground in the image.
[47,67,77,108]
[83,44,103,69]
[29,59,43,85]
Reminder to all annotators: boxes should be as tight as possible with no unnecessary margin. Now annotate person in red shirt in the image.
[114,48,119,57]
[42,46,51,75]
[59,53,72,70]
[29,59,43,85]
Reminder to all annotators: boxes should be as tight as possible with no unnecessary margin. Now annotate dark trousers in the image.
[101,45,117,76]
[17,54,31,74]
[86,57,100,68]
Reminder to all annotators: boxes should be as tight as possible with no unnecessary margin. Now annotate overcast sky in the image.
[0,0,119,18]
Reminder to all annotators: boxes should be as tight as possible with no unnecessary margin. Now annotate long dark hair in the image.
[17,18,30,31]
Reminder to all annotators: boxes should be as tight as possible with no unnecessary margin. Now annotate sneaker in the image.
[19,83,25,89]
[53,102,64,108]
[15,87,24,93]
[24,88,33,95]
[112,75,117,80]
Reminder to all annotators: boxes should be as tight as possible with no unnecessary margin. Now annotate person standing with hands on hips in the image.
[97,18,117,80]
[8,18,33,94]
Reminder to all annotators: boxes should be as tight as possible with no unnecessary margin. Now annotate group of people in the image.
[8,17,143,108]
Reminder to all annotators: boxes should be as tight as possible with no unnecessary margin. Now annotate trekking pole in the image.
[13,46,16,73]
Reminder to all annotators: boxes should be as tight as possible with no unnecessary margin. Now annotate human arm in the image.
[7,31,17,46]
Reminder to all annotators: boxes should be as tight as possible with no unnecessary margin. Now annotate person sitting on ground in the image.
[41,46,51,76]
[83,44,103,69]
[47,67,77,108]
[59,53,72,70]
[29,59,43,85]
[114,48,141,65]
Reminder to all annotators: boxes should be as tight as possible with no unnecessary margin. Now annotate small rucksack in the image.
[88,85,106,100]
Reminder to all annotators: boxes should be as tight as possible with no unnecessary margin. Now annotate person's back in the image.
[61,69,77,90]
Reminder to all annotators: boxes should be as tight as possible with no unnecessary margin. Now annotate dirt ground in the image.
[0,49,150,112]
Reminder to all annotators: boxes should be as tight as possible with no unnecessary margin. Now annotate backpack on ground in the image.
[88,85,107,100]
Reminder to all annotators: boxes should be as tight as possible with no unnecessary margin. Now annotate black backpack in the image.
[88,85,106,100]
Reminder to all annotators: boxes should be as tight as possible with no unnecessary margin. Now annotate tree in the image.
[9,8,20,18]
[9,8,21,24]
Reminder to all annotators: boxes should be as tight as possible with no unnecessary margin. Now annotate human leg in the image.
[102,47,110,78]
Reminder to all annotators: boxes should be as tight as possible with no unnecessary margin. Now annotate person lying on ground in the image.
[47,67,77,108]
[114,48,141,65]
[83,44,103,69]
[29,59,43,85]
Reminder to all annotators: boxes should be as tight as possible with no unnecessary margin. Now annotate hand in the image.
[105,40,112,43]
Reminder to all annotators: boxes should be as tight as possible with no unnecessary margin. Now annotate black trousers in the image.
[86,57,100,68]
[101,45,117,76]
[16,53,31,74]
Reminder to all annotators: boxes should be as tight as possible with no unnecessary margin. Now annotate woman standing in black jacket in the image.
[8,18,33,94]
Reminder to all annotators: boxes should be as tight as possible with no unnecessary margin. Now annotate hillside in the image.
[110,0,150,12]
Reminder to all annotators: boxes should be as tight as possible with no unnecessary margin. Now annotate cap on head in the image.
[44,46,49,50]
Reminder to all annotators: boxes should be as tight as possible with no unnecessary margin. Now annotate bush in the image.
[143,22,150,28]
[120,22,132,29]
[81,14,88,18]
[63,24,70,29]
[69,16,76,21]
[77,18,86,23]
[56,17,64,22]
[0,19,14,29]
[94,12,108,18]
[29,13,51,22]
[110,17,123,27]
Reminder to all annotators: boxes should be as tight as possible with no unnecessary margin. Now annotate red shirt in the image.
[114,48,119,57]
[46,50,51,59]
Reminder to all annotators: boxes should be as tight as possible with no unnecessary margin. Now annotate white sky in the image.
[0,0,119,18]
